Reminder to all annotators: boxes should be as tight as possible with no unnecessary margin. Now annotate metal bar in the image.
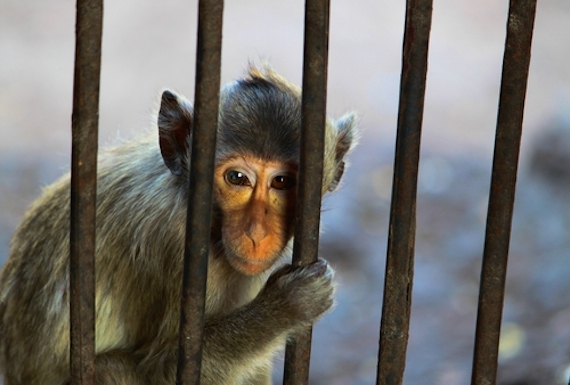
[282,0,330,384]
[471,1,536,384]
[376,0,432,383]
[69,1,103,384]
[175,1,223,384]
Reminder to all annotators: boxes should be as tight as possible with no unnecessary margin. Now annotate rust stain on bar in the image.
[69,0,103,384]
[471,1,537,384]
[376,0,432,384]
[175,1,223,384]
[282,0,330,384]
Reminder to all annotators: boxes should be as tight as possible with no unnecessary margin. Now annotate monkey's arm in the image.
[200,259,334,384]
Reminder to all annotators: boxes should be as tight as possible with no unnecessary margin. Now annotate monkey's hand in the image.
[259,258,336,330]
[200,259,334,381]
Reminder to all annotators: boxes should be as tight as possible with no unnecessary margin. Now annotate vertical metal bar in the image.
[175,1,223,384]
[69,0,103,384]
[282,0,330,384]
[376,0,432,384]
[471,1,536,384]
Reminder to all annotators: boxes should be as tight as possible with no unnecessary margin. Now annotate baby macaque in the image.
[0,65,357,385]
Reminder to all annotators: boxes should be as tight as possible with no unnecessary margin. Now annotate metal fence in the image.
[68,0,537,384]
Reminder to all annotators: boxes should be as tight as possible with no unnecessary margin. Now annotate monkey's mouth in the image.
[227,253,274,276]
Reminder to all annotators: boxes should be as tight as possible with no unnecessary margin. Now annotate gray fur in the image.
[0,65,357,385]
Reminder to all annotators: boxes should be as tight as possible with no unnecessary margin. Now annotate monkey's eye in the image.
[225,170,250,186]
[271,175,295,190]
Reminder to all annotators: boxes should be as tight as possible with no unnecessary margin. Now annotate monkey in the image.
[0,65,357,385]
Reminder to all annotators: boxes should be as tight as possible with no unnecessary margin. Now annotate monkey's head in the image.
[157,66,357,276]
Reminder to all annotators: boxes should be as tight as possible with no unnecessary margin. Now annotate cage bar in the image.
[376,0,432,384]
[282,0,330,384]
[69,0,103,384]
[471,0,537,384]
[175,1,224,384]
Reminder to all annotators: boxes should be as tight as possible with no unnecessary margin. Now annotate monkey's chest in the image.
[204,276,263,316]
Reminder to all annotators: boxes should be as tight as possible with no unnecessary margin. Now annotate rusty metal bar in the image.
[471,1,536,384]
[282,0,330,384]
[175,1,223,384]
[376,0,432,384]
[69,1,103,384]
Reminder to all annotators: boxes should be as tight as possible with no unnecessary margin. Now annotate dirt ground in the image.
[1,0,570,384]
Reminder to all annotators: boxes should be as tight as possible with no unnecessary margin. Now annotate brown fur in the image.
[0,66,357,385]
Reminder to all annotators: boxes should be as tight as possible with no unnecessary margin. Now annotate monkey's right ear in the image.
[158,90,194,176]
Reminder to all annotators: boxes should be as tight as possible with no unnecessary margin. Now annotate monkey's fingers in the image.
[306,258,328,277]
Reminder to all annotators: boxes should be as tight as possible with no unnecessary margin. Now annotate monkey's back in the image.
[0,133,189,384]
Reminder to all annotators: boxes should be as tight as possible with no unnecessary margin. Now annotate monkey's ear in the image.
[158,90,194,176]
[329,113,357,192]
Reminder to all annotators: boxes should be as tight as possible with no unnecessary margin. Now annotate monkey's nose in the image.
[246,224,267,247]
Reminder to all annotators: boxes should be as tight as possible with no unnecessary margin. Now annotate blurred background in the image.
[1,0,570,384]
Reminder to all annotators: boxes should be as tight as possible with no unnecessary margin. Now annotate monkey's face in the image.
[213,155,297,276]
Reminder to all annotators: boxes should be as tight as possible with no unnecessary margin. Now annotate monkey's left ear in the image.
[329,113,357,192]
[158,90,194,176]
